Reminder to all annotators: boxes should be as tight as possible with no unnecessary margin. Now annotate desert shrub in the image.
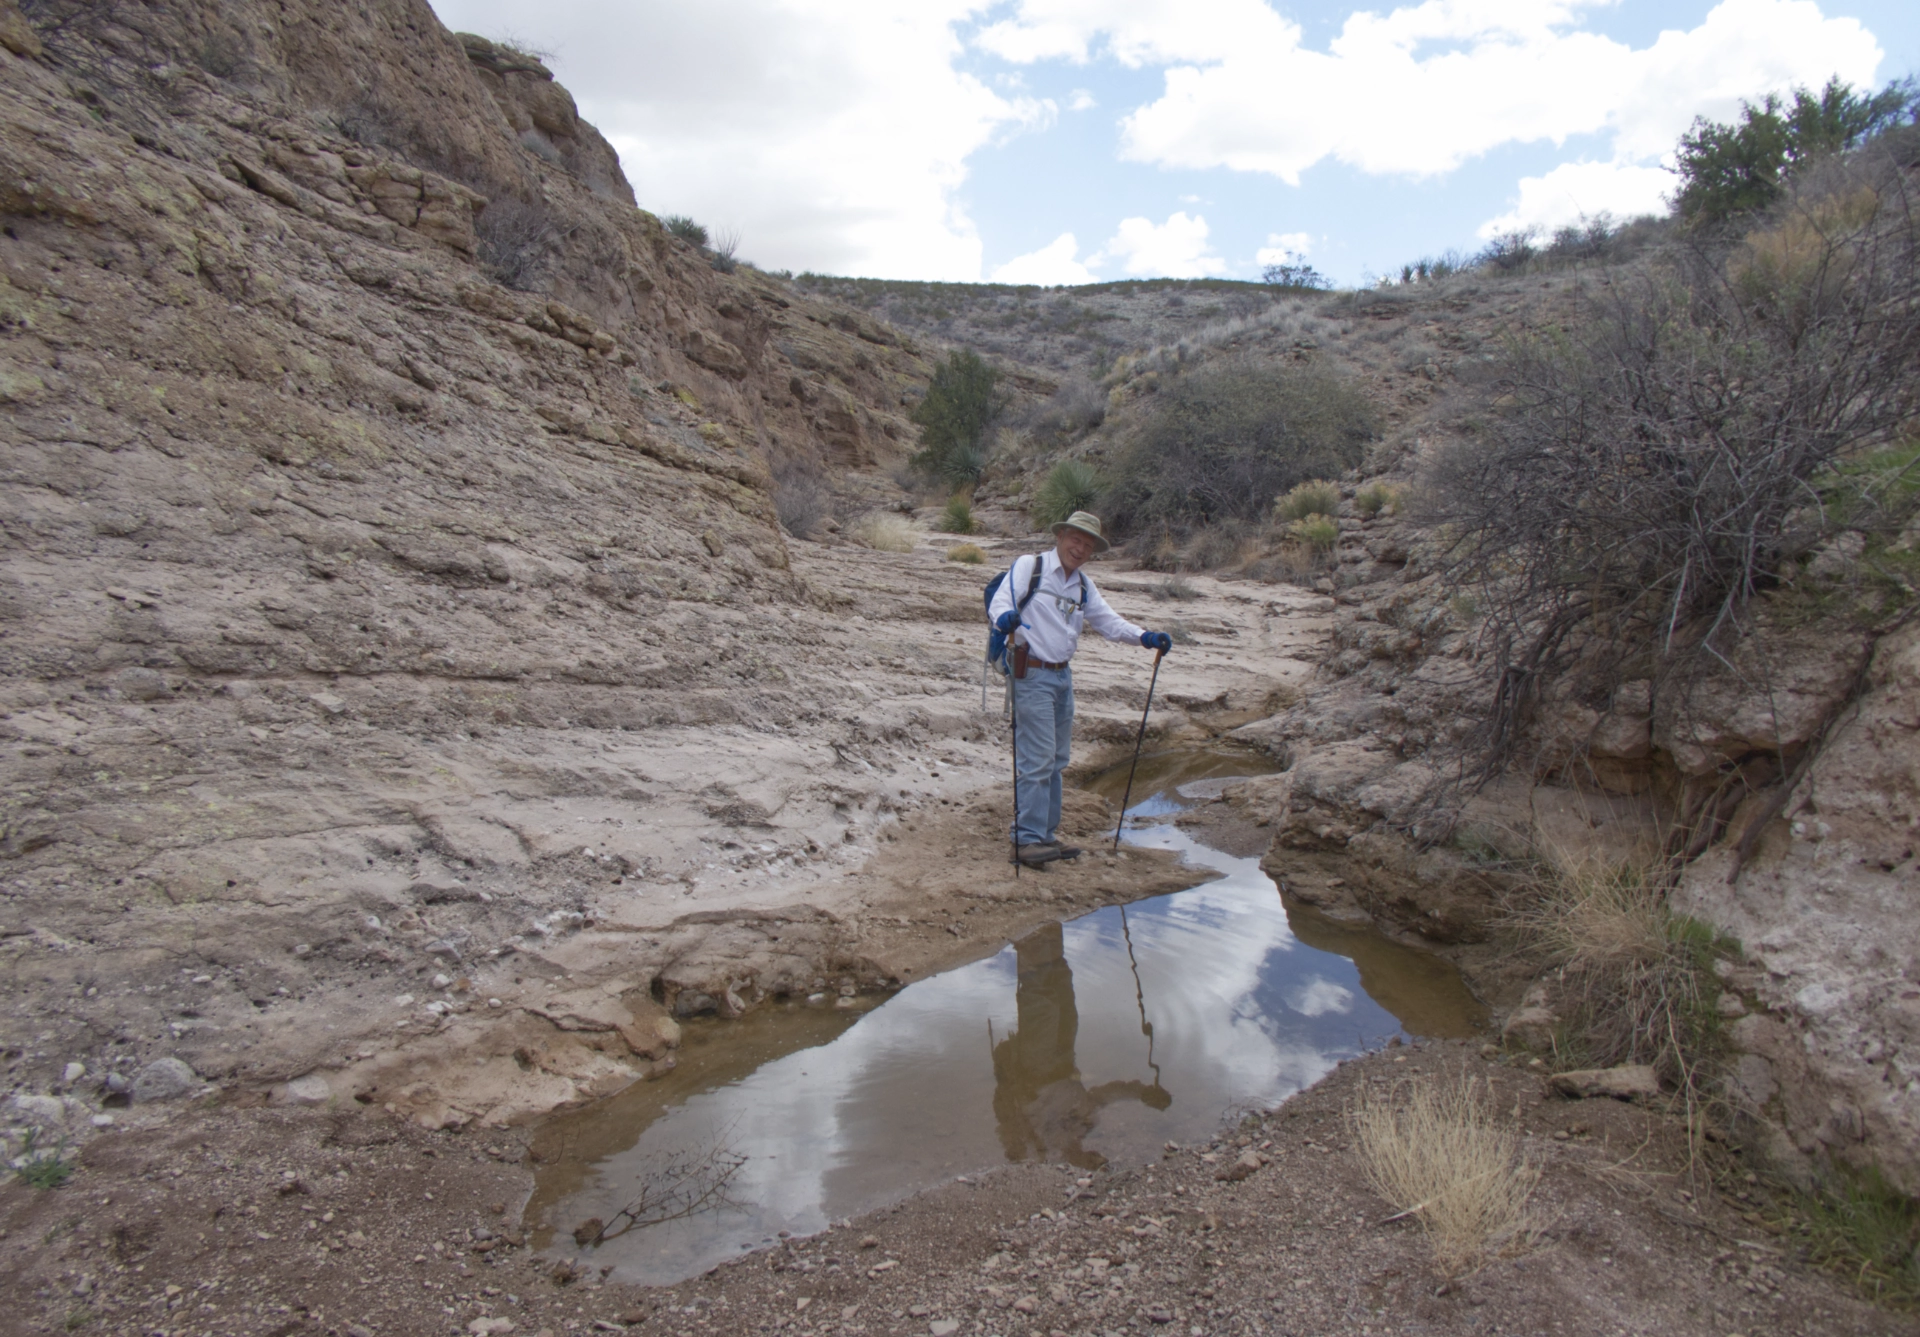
[663,215,709,247]
[1476,229,1538,272]
[1351,1070,1539,1276]
[771,457,831,540]
[937,495,978,534]
[475,197,556,290]
[1104,362,1375,538]
[1288,514,1338,552]
[1398,250,1466,282]
[1152,575,1199,601]
[946,543,985,564]
[710,227,740,274]
[1179,520,1255,571]
[1354,482,1403,517]
[1430,147,1920,769]
[849,512,916,553]
[1674,77,1917,226]
[1030,379,1108,437]
[13,1128,74,1189]
[1030,460,1102,528]
[1261,259,1331,290]
[909,350,1006,486]
[1275,478,1340,521]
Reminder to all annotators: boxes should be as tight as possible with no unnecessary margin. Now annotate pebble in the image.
[930,1321,961,1337]
[63,1061,86,1084]
[1146,1308,1175,1324]
[908,1305,931,1317]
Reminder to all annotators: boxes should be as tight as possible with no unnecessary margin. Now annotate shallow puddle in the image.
[527,747,1485,1284]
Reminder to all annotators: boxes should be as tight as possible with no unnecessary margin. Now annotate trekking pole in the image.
[1008,660,1021,879]
[1111,647,1167,852]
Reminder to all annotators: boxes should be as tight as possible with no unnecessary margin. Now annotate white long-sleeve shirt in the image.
[988,549,1145,664]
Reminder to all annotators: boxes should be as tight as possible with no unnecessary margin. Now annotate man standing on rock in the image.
[991,512,1172,868]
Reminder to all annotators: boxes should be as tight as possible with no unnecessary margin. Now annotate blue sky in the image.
[429,1,1918,287]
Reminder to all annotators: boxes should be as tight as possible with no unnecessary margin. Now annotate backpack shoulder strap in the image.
[1015,552,1045,611]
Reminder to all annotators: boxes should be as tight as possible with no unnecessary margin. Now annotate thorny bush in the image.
[1430,137,1920,779]
[1104,360,1375,539]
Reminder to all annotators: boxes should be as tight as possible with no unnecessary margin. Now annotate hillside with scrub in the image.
[0,0,1917,1329]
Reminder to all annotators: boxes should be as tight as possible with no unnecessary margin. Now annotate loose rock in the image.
[1549,1064,1661,1100]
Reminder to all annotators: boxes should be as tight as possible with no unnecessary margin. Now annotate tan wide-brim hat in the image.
[1052,510,1110,553]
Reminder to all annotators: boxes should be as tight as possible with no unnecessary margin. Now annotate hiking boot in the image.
[1010,841,1076,867]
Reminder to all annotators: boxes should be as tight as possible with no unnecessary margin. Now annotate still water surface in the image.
[528,750,1485,1283]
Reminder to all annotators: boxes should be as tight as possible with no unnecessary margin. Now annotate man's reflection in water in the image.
[991,922,1171,1168]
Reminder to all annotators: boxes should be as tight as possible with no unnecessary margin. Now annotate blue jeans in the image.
[1011,665,1074,846]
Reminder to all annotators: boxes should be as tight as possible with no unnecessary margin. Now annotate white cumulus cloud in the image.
[1478,159,1675,238]
[1097,211,1226,277]
[1255,231,1314,265]
[428,0,1050,279]
[1068,88,1098,111]
[979,0,1884,186]
[991,232,1098,284]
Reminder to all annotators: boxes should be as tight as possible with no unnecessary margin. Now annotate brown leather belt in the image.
[1025,657,1071,670]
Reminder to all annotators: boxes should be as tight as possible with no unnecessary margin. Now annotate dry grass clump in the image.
[1506,854,1669,973]
[849,512,917,553]
[945,543,985,564]
[1352,1070,1540,1275]
[1501,850,1724,1090]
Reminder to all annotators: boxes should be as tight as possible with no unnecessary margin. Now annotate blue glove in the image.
[1142,631,1172,653]
[995,611,1018,634]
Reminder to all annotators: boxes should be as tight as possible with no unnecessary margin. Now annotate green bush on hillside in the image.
[1103,362,1375,537]
[1288,514,1338,553]
[1276,479,1340,521]
[663,215,709,246]
[909,350,1006,486]
[1030,460,1102,528]
[1674,77,1916,225]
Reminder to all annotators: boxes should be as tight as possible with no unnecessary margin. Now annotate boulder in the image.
[1549,1065,1661,1100]
[1214,1150,1265,1182]
[1501,1005,1558,1052]
[131,1057,199,1102]
[279,1074,332,1106]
